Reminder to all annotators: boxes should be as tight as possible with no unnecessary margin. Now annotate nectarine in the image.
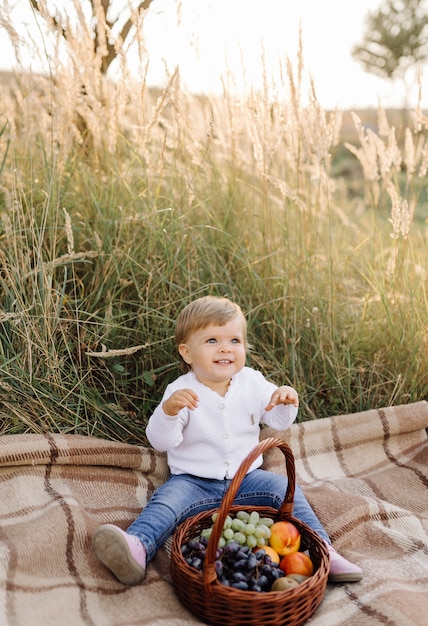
[269,521,301,556]
[279,551,314,577]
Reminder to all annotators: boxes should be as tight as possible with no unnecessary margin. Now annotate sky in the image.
[1,0,427,110]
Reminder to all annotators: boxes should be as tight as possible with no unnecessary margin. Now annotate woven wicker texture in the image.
[171,437,329,626]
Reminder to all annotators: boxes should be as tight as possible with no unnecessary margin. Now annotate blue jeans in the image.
[127,469,330,563]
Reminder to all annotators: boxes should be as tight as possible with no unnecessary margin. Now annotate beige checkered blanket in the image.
[0,401,427,625]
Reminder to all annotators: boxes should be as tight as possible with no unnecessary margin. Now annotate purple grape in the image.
[247,553,257,570]
[234,558,248,571]
[232,572,248,582]
[191,557,202,570]
[236,550,249,560]
[257,574,269,589]
[231,581,249,590]
[270,568,284,581]
[223,542,241,554]
[183,529,284,592]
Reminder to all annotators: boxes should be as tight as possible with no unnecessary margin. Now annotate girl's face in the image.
[178,315,246,394]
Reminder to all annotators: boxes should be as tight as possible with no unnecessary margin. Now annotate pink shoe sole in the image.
[328,545,363,583]
[93,524,146,586]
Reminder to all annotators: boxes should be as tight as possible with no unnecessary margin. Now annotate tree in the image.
[352,0,428,90]
[29,0,156,75]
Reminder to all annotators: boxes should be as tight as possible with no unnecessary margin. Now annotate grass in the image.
[0,10,427,445]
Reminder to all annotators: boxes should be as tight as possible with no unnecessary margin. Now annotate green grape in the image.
[207,511,276,551]
[259,517,275,527]
[233,531,246,545]
[223,528,234,540]
[254,526,267,538]
[244,523,256,536]
[231,518,245,532]
[258,524,271,539]
[249,511,260,526]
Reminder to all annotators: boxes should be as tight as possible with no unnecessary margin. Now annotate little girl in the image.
[93,296,362,585]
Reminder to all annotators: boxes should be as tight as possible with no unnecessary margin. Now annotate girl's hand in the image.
[265,385,299,411]
[163,389,199,416]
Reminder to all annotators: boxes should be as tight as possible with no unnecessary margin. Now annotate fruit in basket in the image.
[279,552,314,577]
[270,577,300,592]
[253,545,280,565]
[181,536,286,592]
[286,573,310,583]
[206,510,275,550]
[269,521,301,556]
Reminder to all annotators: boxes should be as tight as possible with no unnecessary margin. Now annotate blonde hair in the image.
[175,296,247,371]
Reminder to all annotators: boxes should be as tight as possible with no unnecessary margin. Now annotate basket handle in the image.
[203,436,296,587]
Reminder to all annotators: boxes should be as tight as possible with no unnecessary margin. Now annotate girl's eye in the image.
[207,338,217,343]
[231,338,240,343]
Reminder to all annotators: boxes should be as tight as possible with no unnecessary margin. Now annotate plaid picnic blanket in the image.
[0,401,427,625]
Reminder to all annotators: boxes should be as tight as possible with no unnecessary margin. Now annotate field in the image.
[0,37,427,445]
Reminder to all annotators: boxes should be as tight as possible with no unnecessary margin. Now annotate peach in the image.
[279,552,314,577]
[269,521,301,556]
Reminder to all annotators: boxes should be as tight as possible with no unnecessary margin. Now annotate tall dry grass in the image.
[0,2,427,443]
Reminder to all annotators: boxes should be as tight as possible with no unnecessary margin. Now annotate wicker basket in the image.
[171,436,329,626]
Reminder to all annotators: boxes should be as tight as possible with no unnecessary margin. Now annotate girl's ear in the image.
[178,343,192,365]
